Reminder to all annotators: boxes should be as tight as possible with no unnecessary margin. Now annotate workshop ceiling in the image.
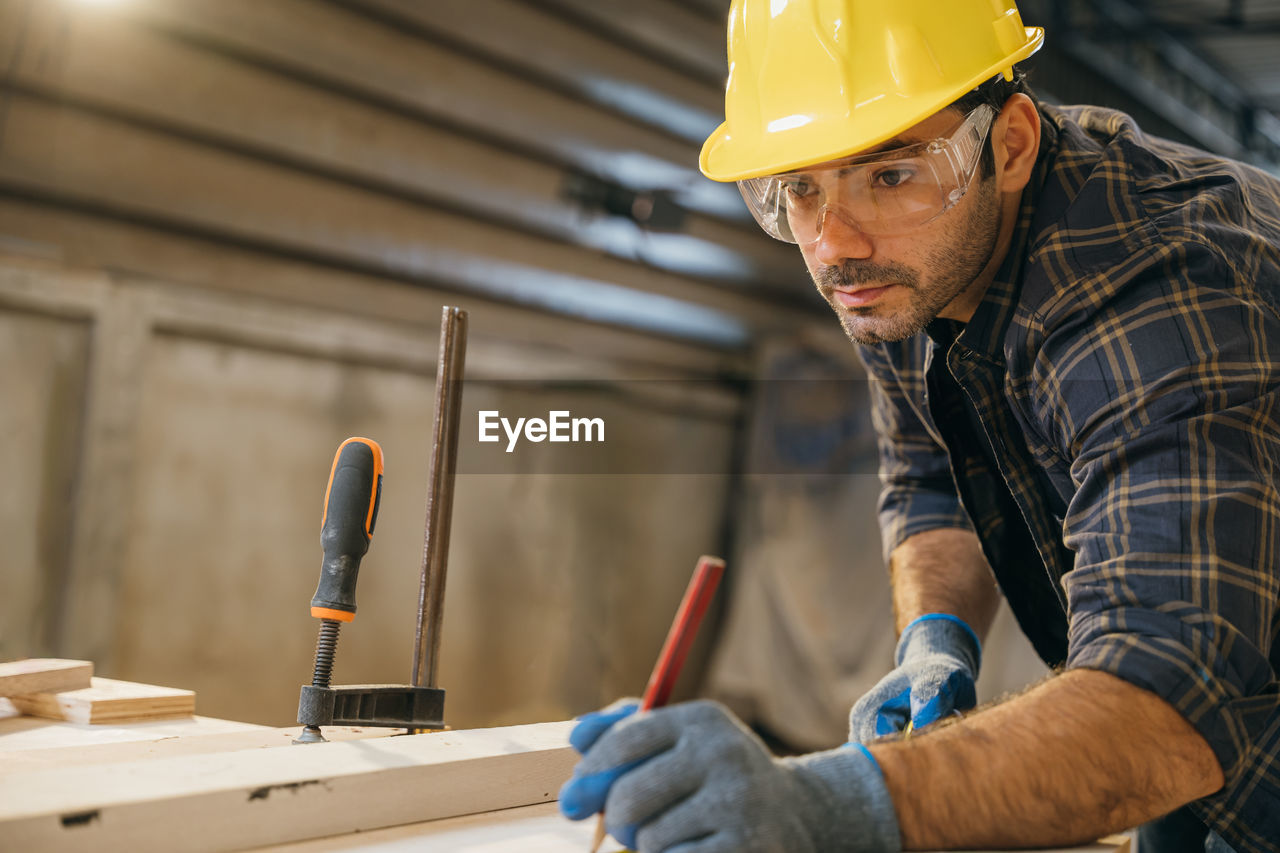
[1148,0,1280,111]
[1019,0,1280,169]
[7,0,1280,356]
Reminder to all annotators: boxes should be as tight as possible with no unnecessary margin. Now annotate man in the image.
[559,1,1279,851]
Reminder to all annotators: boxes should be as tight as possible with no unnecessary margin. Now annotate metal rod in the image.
[413,307,468,689]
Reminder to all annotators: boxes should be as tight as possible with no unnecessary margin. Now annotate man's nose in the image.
[811,206,875,266]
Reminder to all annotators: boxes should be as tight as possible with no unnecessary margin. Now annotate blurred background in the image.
[3,0,1278,750]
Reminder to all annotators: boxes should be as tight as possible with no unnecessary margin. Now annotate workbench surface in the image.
[248,802,627,852]
[247,801,1129,853]
[0,703,1129,853]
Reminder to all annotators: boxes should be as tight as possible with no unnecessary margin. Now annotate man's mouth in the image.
[832,285,896,310]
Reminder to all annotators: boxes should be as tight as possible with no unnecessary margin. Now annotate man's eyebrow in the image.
[781,133,928,178]
[788,136,924,174]
[854,136,913,157]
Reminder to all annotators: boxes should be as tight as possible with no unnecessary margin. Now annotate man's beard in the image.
[814,179,1001,345]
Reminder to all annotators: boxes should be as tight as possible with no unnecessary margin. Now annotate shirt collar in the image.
[955,107,1062,364]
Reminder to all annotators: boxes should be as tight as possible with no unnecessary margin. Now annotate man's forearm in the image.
[890,528,1001,638]
[868,668,1225,849]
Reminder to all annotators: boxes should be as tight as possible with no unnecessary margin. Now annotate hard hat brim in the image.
[700,27,1045,183]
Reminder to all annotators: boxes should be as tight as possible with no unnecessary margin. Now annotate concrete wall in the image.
[0,0,808,728]
[0,0,1045,741]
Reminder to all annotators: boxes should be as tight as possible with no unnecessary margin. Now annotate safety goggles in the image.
[737,104,996,243]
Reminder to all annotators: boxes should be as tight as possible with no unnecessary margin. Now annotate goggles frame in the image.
[737,104,997,243]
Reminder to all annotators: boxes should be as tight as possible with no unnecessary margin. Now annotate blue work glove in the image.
[559,699,901,853]
[848,613,981,743]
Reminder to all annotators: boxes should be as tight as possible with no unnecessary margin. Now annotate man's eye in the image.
[781,180,816,199]
[872,167,916,188]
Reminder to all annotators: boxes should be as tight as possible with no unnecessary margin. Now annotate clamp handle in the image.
[310,437,384,622]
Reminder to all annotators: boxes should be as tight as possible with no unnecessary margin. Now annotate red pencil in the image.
[589,555,726,852]
[639,555,726,711]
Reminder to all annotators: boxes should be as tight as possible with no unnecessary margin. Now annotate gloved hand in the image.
[559,699,901,853]
[848,613,981,743]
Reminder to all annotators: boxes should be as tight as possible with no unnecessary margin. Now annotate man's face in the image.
[795,109,1003,346]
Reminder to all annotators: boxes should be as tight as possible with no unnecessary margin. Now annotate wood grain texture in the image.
[247,802,627,852]
[0,724,392,775]
[8,677,194,724]
[0,705,265,755]
[0,659,93,697]
[0,720,577,852]
[245,803,1130,853]
[0,706,1130,853]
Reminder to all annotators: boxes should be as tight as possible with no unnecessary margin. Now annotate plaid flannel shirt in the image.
[857,104,1280,850]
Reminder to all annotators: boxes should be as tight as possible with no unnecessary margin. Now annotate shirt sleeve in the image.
[1029,244,1280,825]
[856,342,972,565]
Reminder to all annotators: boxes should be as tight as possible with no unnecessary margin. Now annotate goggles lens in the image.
[737,105,996,243]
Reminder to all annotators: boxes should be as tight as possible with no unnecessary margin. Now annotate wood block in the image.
[0,725,393,775]
[244,802,1130,853]
[245,802,628,852]
[0,659,93,698]
[8,677,194,724]
[0,720,577,852]
[0,706,260,754]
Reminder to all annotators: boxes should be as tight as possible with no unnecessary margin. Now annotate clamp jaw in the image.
[297,684,445,730]
[295,308,467,744]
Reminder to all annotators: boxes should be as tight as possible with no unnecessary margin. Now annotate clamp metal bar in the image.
[413,306,468,690]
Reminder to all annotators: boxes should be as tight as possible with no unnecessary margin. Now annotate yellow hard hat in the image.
[699,0,1045,182]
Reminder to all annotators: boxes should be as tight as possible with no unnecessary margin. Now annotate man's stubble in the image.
[815,177,1002,346]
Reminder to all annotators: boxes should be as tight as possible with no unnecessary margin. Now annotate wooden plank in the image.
[0,725,394,775]
[9,677,195,724]
[0,697,1130,853]
[0,720,577,852]
[0,93,811,347]
[0,704,266,755]
[0,660,93,697]
[0,2,805,290]
[248,802,627,852]
[247,803,1130,853]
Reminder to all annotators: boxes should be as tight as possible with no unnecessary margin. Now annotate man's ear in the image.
[993,93,1041,195]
